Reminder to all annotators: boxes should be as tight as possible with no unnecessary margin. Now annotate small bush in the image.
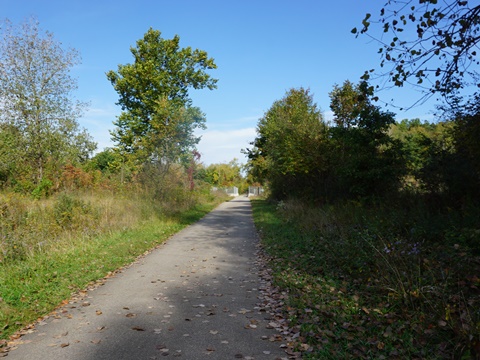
[12,179,35,195]
[31,178,53,199]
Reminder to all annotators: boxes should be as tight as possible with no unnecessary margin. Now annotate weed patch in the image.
[251,199,480,359]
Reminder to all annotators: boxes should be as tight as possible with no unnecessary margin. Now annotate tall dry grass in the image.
[0,190,160,263]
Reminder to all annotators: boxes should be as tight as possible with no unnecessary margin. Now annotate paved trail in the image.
[6,197,287,360]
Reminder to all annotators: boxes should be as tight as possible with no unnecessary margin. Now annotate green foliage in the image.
[107,28,216,165]
[329,80,370,128]
[0,124,21,186]
[53,194,97,230]
[89,148,119,173]
[389,112,480,205]
[31,178,53,199]
[391,119,437,175]
[198,159,244,187]
[448,110,480,202]
[0,18,96,185]
[246,88,328,199]
[328,81,405,199]
[247,83,404,201]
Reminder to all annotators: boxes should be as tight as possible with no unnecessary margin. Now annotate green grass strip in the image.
[0,201,220,341]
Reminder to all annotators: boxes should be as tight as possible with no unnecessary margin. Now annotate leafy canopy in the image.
[0,18,95,185]
[245,88,327,198]
[107,28,217,161]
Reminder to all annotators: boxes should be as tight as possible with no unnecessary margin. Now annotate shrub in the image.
[53,193,97,230]
[31,178,53,199]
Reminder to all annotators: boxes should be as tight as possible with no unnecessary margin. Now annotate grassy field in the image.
[251,198,480,359]
[0,190,227,342]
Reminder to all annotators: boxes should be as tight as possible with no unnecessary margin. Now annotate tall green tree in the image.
[247,88,328,199]
[0,18,96,186]
[329,81,405,198]
[147,103,206,166]
[106,28,216,164]
[329,80,369,128]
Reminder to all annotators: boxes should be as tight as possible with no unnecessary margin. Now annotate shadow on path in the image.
[6,197,287,360]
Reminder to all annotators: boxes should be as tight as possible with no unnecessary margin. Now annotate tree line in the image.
[245,81,479,207]
[246,0,480,209]
[0,18,244,200]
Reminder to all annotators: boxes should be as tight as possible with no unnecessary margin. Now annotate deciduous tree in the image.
[107,28,216,164]
[0,18,95,186]
[247,88,328,198]
[329,81,404,198]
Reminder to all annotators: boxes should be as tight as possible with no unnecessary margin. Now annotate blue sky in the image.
[2,0,438,165]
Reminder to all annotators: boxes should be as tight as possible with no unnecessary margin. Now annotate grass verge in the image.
[251,198,480,359]
[0,194,225,342]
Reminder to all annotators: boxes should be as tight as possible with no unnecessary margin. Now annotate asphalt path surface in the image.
[5,197,288,360]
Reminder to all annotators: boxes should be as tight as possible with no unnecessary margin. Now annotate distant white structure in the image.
[248,186,264,197]
[225,186,239,196]
[211,186,240,196]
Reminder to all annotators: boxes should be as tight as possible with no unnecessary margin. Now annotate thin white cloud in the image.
[80,105,260,161]
[196,127,256,165]
[85,106,118,118]
[79,104,119,152]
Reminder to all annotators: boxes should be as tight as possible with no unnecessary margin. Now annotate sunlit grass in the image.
[0,189,227,341]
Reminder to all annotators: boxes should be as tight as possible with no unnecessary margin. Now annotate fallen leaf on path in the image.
[60,343,69,348]
[53,331,68,338]
[132,326,145,331]
[300,343,310,351]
